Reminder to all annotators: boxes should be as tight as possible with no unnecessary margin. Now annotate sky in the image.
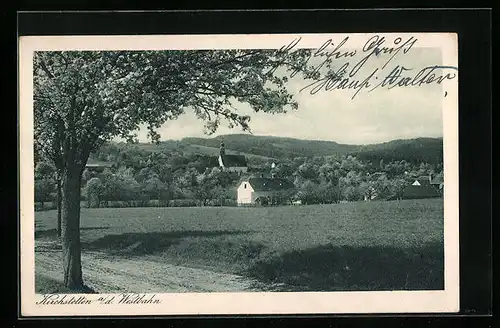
[131,46,446,145]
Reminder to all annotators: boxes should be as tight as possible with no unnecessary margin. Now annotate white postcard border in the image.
[19,33,459,316]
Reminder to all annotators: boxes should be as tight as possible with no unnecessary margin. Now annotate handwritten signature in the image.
[300,64,458,99]
[274,35,458,99]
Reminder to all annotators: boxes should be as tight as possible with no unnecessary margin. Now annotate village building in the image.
[217,140,248,173]
[237,176,295,206]
[429,173,444,193]
[402,173,443,199]
[85,160,113,172]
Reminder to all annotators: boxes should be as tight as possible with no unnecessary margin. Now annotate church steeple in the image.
[220,139,225,156]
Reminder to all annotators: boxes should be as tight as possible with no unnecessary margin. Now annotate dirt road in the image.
[35,240,266,293]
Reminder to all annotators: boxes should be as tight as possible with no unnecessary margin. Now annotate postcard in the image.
[19,32,459,316]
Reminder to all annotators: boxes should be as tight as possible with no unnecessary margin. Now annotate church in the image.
[216,139,295,205]
[217,140,248,173]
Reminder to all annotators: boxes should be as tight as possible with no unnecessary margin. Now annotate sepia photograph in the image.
[19,33,459,315]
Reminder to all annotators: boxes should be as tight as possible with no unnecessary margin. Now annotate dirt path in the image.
[35,240,265,293]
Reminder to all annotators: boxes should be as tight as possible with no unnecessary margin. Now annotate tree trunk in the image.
[61,166,84,289]
[56,177,62,237]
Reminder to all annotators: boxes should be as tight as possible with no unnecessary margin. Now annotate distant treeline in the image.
[35,138,444,209]
[181,135,444,165]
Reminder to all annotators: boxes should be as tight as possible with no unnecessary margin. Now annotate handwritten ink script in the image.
[273,35,458,100]
[36,293,162,305]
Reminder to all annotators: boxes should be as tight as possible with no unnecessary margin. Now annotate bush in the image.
[206,198,238,207]
[168,199,198,207]
[37,197,240,210]
[106,201,130,208]
[35,201,56,212]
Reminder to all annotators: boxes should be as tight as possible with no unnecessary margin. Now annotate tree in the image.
[389,178,408,200]
[81,168,93,185]
[142,175,168,203]
[196,167,231,205]
[34,161,58,220]
[211,185,226,206]
[115,167,140,203]
[35,178,55,209]
[359,181,376,201]
[318,182,339,204]
[295,161,319,182]
[271,161,294,180]
[417,162,433,177]
[373,174,392,200]
[339,170,363,201]
[296,180,321,205]
[35,161,56,180]
[272,187,296,205]
[99,167,140,204]
[34,49,315,289]
[85,177,103,208]
[340,155,364,173]
[318,162,341,202]
[99,168,119,202]
[174,167,199,200]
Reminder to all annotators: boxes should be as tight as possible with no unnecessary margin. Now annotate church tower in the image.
[271,162,276,178]
[218,139,226,170]
[220,139,225,156]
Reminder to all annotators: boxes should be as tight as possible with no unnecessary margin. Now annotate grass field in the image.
[35,199,444,292]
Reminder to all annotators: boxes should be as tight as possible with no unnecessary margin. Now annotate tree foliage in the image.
[34,49,316,164]
[33,48,318,288]
[34,161,56,206]
[85,177,103,208]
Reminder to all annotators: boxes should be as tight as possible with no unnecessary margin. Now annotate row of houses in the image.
[218,141,445,205]
[236,173,444,206]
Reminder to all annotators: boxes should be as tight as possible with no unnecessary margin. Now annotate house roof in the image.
[403,185,441,199]
[368,172,386,180]
[220,154,247,167]
[247,177,294,192]
[85,160,113,168]
[430,175,444,185]
[414,176,432,187]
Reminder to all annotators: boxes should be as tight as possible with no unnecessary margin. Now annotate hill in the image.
[355,138,443,165]
[180,134,443,165]
[111,134,443,165]
[134,138,274,161]
[181,134,358,159]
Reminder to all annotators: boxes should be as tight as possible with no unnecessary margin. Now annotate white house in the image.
[237,177,294,206]
[218,140,248,173]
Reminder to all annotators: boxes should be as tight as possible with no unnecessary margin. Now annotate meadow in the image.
[35,199,444,292]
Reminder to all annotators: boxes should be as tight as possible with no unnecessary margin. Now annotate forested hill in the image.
[114,134,443,166]
[354,138,444,165]
[181,135,358,159]
[177,134,443,165]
